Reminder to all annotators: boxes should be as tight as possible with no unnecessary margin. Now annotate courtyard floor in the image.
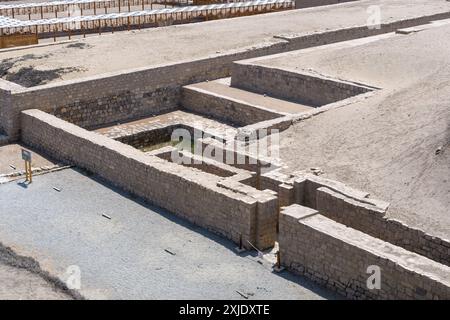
[0,168,339,299]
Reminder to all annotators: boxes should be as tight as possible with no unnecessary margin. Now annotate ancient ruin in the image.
[0,0,449,301]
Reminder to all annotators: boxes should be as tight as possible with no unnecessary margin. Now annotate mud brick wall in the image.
[115,124,176,150]
[156,150,237,178]
[21,109,278,250]
[217,176,278,249]
[316,187,450,266]
[181,85,282,126]
[0,87,11,135]
[4,11,450,140]
[0,79,22,137]
[278,205,450,300]
[231,63,373,106]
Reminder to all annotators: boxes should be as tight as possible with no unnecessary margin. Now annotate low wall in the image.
[0,87,11,135]
[0,33,38,49]
[21,109,278,250]
[0,79,22,136]
[5,41,290,140]
[4,10,450,140]
[181,84,283,126]
[295,0,358,9]
[231,63,373,106]
[114,124,177,150]
[315,187,450,266]
[279,204,450,299]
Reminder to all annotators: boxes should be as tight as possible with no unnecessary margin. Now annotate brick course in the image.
[279,204,450,299]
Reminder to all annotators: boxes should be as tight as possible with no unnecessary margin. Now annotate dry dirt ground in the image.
[1,0,450,86]
[0,263,71,299]
[253,24,450,239]
[0,143,57,176]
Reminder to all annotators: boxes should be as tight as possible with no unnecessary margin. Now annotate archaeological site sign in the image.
[21,149,31,162]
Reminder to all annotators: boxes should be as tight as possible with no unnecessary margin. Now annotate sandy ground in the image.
[253,25,450,239]
[0,143,57,176]
[188,78,314,114]
[1,0,450,85]
[0,168,338,299]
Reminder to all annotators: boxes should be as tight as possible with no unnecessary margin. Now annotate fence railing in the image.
[0,0,294,39]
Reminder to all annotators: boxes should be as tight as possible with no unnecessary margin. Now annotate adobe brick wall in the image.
[230,63,373,106]
[115,124,176,150]
[295,0,358,9]
[279,204,450,299]
[5,41,290,140]
[21,109,278,250]
[0,79,21,137]
[316,187,450,266]
[0,87,11,135]
[4,10,450,141]
[256,171,450,266]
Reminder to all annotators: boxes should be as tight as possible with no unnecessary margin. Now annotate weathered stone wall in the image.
[156,148,245,178]
[0,79,21,138]
[181,84,283,126]
[115,124,176,150]
[279,204,450,299]
[231,63,373,106]
[254,172,450,266]
[315,187,450,266]
[295,0,358,9]
[4,10,450,140]
[21,109,278,250]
